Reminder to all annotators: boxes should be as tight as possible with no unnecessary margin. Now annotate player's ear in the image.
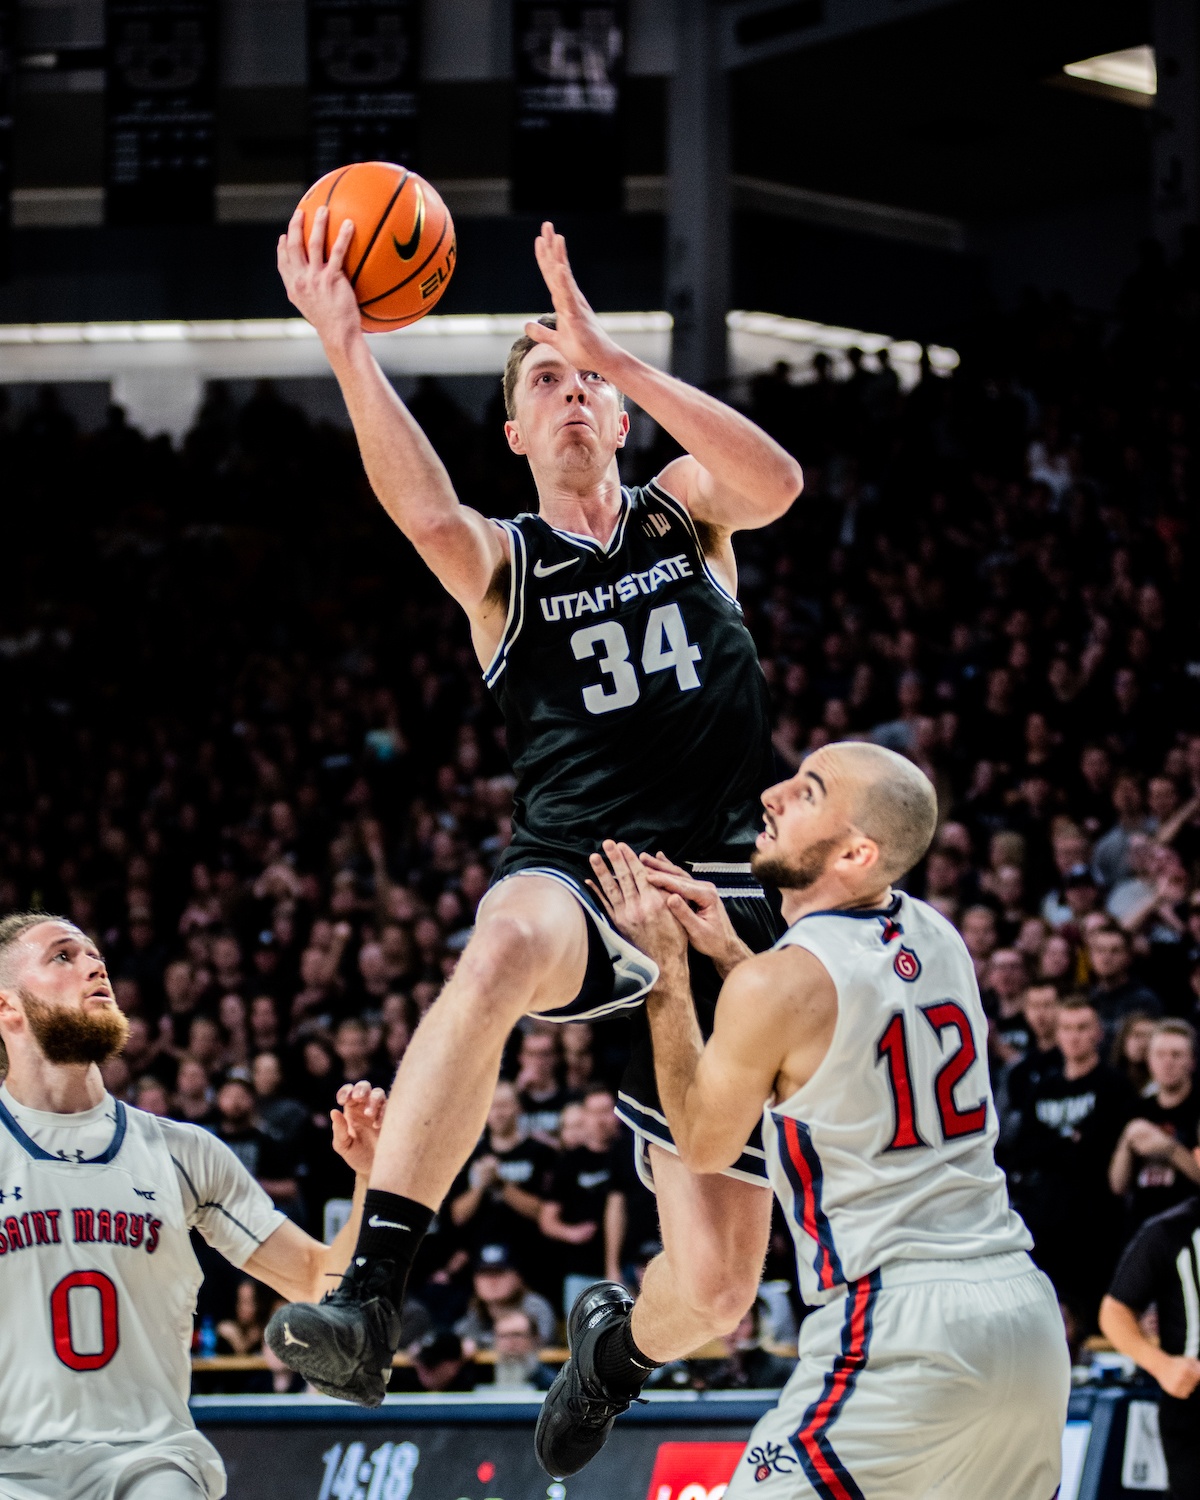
[615,408,630,449]
[504,419,526,456]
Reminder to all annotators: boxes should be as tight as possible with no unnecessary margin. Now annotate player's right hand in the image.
[640,852,754,978]
[277,205,362,351]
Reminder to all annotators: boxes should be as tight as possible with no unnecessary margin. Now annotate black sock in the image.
[594,1313,662,1399]
[352,1191,434,1303]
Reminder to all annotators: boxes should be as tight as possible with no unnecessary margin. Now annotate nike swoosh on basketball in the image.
[368,1214,410,1230]
[392,185,425,260]
[533,557,580,578]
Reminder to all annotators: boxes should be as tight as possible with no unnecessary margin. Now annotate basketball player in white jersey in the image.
[582,742,1070,1499]
[0,910,387,1500]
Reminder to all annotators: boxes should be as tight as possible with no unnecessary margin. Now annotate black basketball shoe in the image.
[264,1256,401,1407]
[535,1280,637,1477]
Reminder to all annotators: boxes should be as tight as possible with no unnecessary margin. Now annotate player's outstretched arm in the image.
[527,222,802,531]
[278,206,505,614]
[244,1081,387,1304]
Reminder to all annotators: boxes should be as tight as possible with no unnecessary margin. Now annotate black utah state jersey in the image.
[486,479,773,881]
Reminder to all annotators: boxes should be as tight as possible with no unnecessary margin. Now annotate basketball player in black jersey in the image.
[268,208,803,1442]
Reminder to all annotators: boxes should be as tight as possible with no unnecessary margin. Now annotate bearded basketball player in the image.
[585,743,1070,1498]
[266,210,803,1435]
[0,911,387,1500]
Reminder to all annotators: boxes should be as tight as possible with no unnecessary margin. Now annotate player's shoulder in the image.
[729,944,836,1013]
[1130,1195,1200,1252]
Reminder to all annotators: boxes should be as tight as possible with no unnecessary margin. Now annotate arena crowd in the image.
[2,240,1199,1389]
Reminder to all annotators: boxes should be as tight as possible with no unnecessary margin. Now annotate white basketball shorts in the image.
[724,1250,1070,1500]
[0,1437,220,1500]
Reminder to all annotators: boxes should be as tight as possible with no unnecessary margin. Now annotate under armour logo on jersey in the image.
[748,1442,796,1480]
[0,1187,20,1204]
[642,512,671,538]
[894,946,921,982]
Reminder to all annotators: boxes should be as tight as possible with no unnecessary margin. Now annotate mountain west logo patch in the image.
[894,945,921,982]
[642,512,671,539]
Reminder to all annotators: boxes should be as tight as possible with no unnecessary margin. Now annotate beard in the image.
[21,991,129,1066]
[751,834,843,893]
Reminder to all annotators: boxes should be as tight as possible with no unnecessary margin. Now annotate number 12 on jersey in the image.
[876,1003,988,1152]
[571,602,701,715]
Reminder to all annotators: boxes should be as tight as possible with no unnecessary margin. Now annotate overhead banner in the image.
[512,1,626,214]
[307,0,419,181]
[104,0,218,226]
[0,0,14,276]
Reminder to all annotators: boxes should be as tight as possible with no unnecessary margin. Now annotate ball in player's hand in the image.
[298,162,456,332]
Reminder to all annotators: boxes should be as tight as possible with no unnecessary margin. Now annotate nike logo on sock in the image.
[282,1322,309,1348]
[368,1215,410,1230]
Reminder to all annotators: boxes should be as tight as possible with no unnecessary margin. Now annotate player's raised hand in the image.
[526,222,621,376]
[330,1079,388,1176]
[588,840,687,967]
[640,852,755,978]
[277,205,361,350]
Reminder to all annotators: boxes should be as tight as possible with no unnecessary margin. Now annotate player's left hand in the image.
[331,1080,388,1176]
[589,840,688,967]
[526,222,621,376]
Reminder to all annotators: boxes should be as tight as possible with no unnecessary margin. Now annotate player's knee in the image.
[467,911,561,1000]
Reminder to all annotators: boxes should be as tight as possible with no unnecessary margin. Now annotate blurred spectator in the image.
[454,1244,556,1348]
[540,1086,620,1314]
[690,1304,795,1391]
[515,1028,569,1142]
[1009,997,1136,1328]
[1110,1012,1158,1094]
[488,1309,555,1391]
[216,1279,273,1355]
[207,1069,301,1217]
[391,1332,478,1394]
[1109,1021,1200,1228]
[449,1081,556,1292]
[251,1051,308,1149]
[1088,927,1163,1029]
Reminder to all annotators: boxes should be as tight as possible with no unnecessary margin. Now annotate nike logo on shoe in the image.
[368,1215,410,1230]
[282,1322,309,1348]
[533,557,580,578]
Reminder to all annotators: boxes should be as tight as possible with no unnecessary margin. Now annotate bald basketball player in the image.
[573,744,1069,1497]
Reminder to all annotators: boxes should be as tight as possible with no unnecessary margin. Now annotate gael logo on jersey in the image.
[894,946,921,982]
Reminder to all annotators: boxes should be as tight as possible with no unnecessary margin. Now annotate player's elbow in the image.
[754,459,804,525]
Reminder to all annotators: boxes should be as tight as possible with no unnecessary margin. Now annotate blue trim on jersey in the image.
[773,1111,845,1291]
[795,893,903,923]
[617,1092,770,1183]
[521,488,633,557]
[0,1096,127,1164]
[790,1270,881,1500]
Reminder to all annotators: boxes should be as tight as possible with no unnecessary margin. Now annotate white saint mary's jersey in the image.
[0,1086,285,1492]
[765,893,1030,1305]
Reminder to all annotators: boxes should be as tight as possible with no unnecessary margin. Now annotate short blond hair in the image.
[502,313,626,421]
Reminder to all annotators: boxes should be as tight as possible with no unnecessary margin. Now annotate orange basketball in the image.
[298,162,456,332]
